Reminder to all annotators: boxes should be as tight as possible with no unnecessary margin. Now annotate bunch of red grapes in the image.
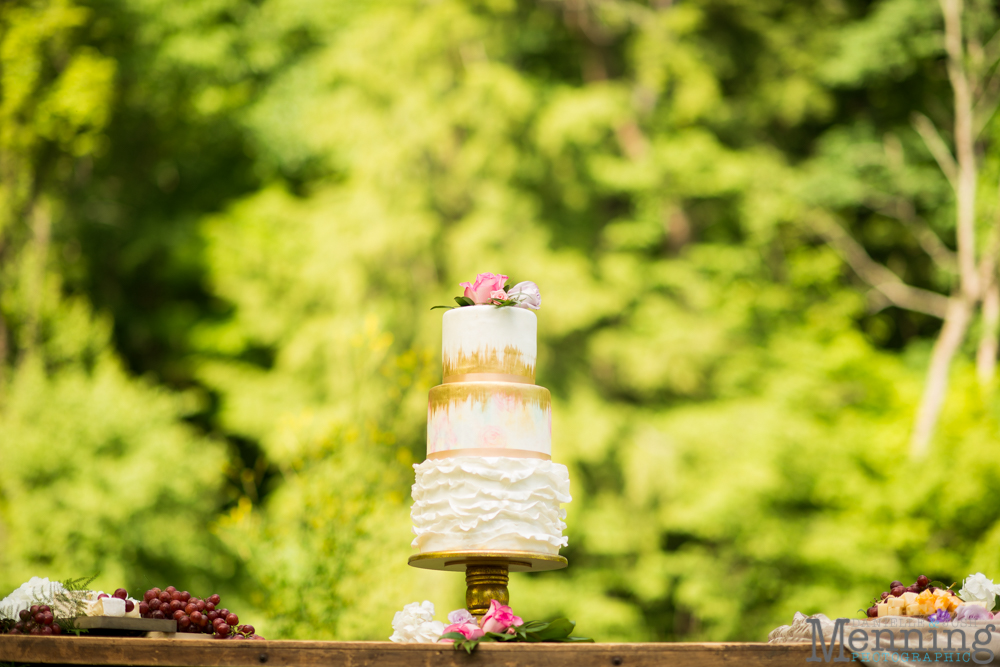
[6,605,62,635]
[865,574,956,617]
[139,586,262,640]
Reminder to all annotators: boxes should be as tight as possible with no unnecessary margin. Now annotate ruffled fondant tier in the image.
[410,457,571,555]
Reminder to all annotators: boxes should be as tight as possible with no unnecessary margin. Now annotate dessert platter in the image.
[768,572,1000,664]
[0,577,262,639]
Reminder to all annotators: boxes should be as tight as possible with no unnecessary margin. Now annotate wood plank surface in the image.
[0,636,819,667]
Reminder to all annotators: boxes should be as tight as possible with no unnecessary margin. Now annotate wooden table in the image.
[0,636,817,666]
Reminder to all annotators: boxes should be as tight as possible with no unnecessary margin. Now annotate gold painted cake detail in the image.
[442,345,535,383]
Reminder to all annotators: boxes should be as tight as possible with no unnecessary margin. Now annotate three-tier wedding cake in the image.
[410,275,571,556]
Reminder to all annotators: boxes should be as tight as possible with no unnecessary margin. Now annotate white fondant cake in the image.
[442,306,536,382]
[410,303,570,555]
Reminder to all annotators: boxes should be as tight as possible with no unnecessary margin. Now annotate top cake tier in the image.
[442,306,536,384]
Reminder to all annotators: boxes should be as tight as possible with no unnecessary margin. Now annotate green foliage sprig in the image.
[441,618,594,655]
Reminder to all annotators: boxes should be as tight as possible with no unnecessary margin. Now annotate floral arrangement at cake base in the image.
[389,599,592,654]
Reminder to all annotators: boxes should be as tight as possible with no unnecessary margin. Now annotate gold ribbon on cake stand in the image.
[408,550,568,618]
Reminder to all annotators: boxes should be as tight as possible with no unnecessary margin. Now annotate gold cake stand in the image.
[408,550,568,618]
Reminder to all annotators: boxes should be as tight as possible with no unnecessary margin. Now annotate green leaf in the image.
[430,305,455,310]
[440,632,468,642]
[454,296,475,307]
[526,618,576,641]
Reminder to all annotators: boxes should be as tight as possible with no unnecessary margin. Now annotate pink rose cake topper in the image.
[433,272,541,311]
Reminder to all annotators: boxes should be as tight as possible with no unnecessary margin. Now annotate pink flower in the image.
[479,600,523,634]
[438,622,485,643]
[490,289,507,302]
[459,273,508,305]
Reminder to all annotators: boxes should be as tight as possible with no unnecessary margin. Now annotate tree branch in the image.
[912,112,958,189]
[910,296,974,458]
[815,217,950,319]
[940,0,980,300]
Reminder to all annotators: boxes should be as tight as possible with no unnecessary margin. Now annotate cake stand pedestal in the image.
[408,550,568,618]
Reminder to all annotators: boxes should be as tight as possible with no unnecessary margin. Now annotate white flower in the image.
[506,281,541,310]
[389,600,445,643]
[959,573,1000,611]
[447,608,476,625]
[0,577,68,620]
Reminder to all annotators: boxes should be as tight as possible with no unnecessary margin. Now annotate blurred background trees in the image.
[3,0,1000,642]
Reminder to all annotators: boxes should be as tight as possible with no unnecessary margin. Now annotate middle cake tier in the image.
[427,382,551,458]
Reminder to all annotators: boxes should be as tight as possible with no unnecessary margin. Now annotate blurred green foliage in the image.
[3,0,1000,643]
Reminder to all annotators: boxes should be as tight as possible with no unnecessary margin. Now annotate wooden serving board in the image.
[74,616,177,635]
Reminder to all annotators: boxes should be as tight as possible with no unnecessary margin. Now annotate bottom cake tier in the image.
[410,456,571,555]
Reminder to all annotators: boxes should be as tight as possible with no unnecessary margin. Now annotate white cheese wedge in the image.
[99,597,126,617]
[877,602,888,617]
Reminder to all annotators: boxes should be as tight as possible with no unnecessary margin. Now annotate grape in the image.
[40,626,53,636]
[207,610,219,622]
[9,629,21,635]
[151,610,166,620]
[185,603,197,615]
[29,627,41,635]
[880,592,889,600]
[113,588,128,600]
[34,612,45,624]
[165,586,176,594]
[125,600,135,613]
[205,602,215,612]
[158,591,171,603]
[30,605,39,615]
[890,586,904,597]
[178,616,191,630]
[189,611,203,624]
[139,602,149,616]
[866,606,878,618]
[51,624,62,635]
[42,612,54,626]
[39,606,50,614]
[232,634,245,640]
[243,625,255,636]
[917,575,929,588]
[195,600,206,612]
[890,581,903,589]
[144,590,157,602]
[226,613,238,626]
[180,591,191,602]
[148,598,161,612]
[171,591,183,602]
[19,610,30,622]
[208,594,221,605]
[98,593,109,600]
[215,622,230,638]
[218,608,229,617]
[170,600,184,613]
[14,622,25,632]
[173,610,186,621]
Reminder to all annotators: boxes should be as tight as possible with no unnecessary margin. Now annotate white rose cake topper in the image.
[433,272,541,310]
